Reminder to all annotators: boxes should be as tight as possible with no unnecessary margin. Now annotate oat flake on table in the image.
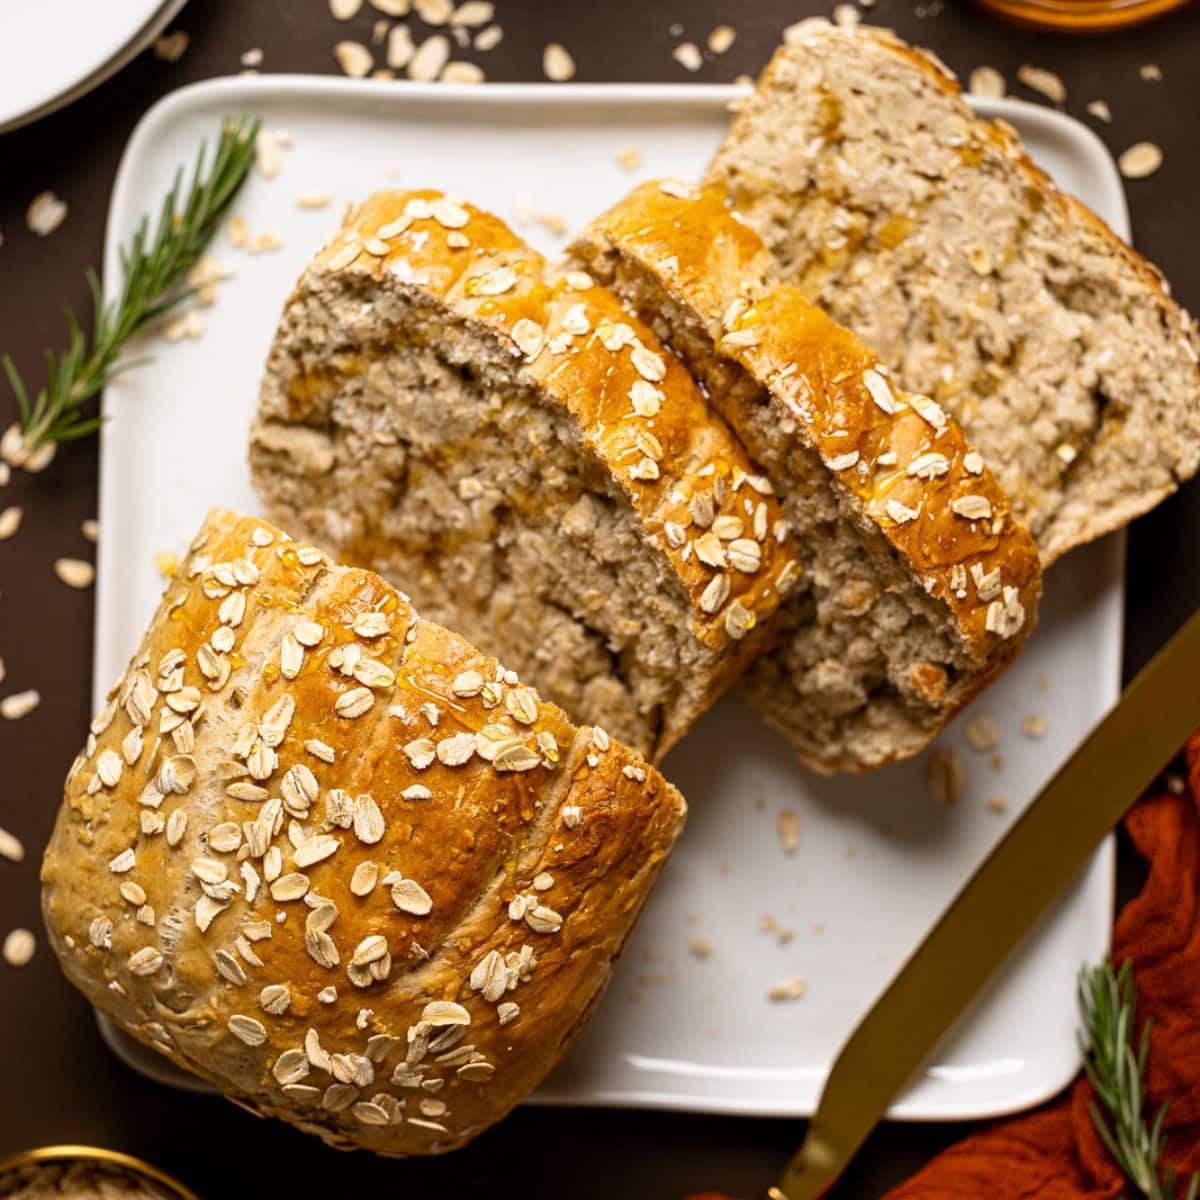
[451,1,493,25]
[0,506,21,541]
[1119,141,1163,179]
[543,42,576,82]
[673,42,702,72]
[26,191,67,237]
[409,34,450,81]
[3,928,35,968]
[415,0,454,22]
[0,826,23,863]
[968,66,1005,98]
[707,25,737,54]
[1,690,40,720]
[334,40,374,77]
[474,23,502,51]
[54,558,95,589]
[1017,64,1066,104]
[152,30,189,62]
[442,61,484,83]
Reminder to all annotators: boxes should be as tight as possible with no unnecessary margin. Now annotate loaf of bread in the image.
[573,179,1042,772]
[707,23,1200,564]
[41,509,686,1156]
[251,190,800,761]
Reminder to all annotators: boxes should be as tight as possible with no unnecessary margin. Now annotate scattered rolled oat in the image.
[832,3,861,27]
[964,713,999,753]
[409,34,451,80]
[54,558,94,589]
[1021,713,1048,739]
[768,977,806,1002]
[689,937,714,959]
[3,928,35,967]
[1017,64,1066,104]
[535,211,567,237]
[968,66,1005,98]
[387,24,415,68]
[616,146,643,172]
[928,745,964,806]
[0,506,21,540]
[1086,99,1113,123]
[330,0,364,18]
[248,231,283,254]
[986,794,1008,814]
[81,518,99,543]
[543,42,576,82]
[415,0,454,21]
[451,0,493,23]
[474,23,502,51]
[241,47,264,67]
[778,808,799,855]
[26,191,67,237]
[369,0,410,12]
[0,424,54,472]
[673,42,703,72]
[162,308,205,341]
[1119,142,1163,180]
[442,61,484,83]
[707,25,736,54]
[256,128,281,180]
[0,826,24,863]
[297,191,332,210]
[334,40,374,78]
[1140,63,1162,81]
[152,31,189,62]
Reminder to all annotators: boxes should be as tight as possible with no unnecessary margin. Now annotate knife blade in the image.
[773,606,1200,1200]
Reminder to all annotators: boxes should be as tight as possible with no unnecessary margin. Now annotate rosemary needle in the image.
[1078,960,1200,1200]
[3,112,261,452]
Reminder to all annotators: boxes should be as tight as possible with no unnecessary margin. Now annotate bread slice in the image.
[251,190,799,762]
[706,23,1200,564]
[572,179,1042,773]
[42,508,686,1157]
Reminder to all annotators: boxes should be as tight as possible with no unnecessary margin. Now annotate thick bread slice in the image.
[42,508,686,1157]
[573,179,1042,773]
[706,23,1200,564]
[251,190,799,762]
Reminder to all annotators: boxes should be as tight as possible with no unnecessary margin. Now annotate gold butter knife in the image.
[774,607,1200,1200]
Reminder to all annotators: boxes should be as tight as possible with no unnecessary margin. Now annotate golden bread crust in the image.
[41,509,685,1156]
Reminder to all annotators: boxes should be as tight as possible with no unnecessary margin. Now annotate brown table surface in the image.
[1,1,1198,1196]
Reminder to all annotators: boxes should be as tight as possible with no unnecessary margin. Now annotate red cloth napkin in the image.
[691,731,1200,1199]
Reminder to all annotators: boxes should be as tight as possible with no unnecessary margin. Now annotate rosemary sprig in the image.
[3,113,261,451]
[1078,960,1199,1200]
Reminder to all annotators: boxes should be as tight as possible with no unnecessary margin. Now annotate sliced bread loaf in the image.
[573,179,1042,772]
[706,23,1200,564]
[251,190,799,762]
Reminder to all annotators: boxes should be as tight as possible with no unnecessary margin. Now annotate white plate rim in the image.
[95,75,1126,1123]
[0,0,189,136]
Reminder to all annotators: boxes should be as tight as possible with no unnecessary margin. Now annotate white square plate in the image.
[95,77,1126,1121]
